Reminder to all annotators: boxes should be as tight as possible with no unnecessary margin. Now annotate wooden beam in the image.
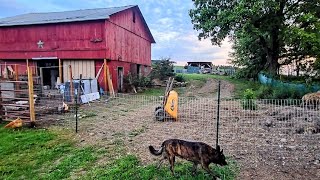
[27,66,35,123]
[104,59,107,92]
[59,59,63,83]
[105,62,115,97]
[95,62,105,79]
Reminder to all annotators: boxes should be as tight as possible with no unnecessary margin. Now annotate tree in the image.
[150,58,175,80]
[189,0,320,78]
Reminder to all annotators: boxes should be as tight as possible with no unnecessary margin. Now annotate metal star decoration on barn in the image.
[37,40,44,48]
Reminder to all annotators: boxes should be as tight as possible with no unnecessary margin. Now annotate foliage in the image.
[254,85,309,99]
[150,58,175,80]
[124,73,152,88]
[174,74,186,82]
[190,0,320,78]
[256,85,274,99]
[241,89,257,110]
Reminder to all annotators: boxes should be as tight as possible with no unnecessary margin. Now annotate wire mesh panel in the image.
[37,92,319,178]
[218,99,320,170]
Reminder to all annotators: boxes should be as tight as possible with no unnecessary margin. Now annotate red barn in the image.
[0,5,155,92]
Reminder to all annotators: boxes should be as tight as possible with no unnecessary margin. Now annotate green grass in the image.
[84,155,239,180]
[180,73,260,98]
[0,125,103,180]
[138,87,165,96]
[0,124,239,179]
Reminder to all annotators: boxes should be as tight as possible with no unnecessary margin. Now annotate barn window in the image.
[133,11,136,23]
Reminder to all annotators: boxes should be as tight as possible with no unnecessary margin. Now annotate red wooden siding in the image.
[0,21,106,59]
[105,8,152,66]
[0,6,154,92]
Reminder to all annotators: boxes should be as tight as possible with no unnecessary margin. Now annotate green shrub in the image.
[242,89,257,110]
[124,73,152,88]
[150,58,175,80]
[256,85,273,99]
[175,74,186,82]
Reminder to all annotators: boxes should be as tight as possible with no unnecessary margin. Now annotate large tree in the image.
[189,0,320,78]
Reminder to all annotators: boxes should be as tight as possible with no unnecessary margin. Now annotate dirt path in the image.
[185,78,235,99]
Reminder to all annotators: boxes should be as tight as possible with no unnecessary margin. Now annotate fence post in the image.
[75,74,82,133]
[69,65,74,103]
[216,80,221,149]
[59,59,63,83]
[27,66,36,126]
[104,59,107,93]
[0,86,3,122]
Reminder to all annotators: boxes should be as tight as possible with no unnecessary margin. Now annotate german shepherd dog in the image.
[149,139,227,177]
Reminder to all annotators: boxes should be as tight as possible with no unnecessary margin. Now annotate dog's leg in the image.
[201,162,217,178]
[157,157,166,169]
[192,162,198,176]
[169,156,175,176]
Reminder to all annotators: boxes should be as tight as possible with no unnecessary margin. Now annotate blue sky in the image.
[0,0,231,65]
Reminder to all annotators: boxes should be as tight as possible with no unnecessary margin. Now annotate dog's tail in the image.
[149,145,163,156]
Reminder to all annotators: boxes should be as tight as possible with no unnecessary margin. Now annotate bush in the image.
[175,74,186,82]
[124,73,152,89]
[242,89,257,110]
[271,85,306,99]
[256,85,273,99]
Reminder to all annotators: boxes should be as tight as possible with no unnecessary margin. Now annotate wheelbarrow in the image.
[154,77,178,121]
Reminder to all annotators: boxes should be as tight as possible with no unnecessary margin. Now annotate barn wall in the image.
[0,20,106,59]
[96,60,140,92]
[63,60,95,81]
[105,8,152,66]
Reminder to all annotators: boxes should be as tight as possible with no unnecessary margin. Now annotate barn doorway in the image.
[117,67,124,92]
[37,59,59,89]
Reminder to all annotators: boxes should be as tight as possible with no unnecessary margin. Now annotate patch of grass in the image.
[0,125,102,180]
[137,87,165,96]
[181,73,260,98]
[84,155,239,180]
[128,126,147,137]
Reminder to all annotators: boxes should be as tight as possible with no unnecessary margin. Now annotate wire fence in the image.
[63,94,320,171]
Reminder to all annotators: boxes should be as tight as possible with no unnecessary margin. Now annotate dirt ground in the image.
[45,79,319,179]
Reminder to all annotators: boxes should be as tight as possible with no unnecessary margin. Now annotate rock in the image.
[265,119,273,127]
[280,138,287,143]
[287,146,296,150]
[89,133,95,136]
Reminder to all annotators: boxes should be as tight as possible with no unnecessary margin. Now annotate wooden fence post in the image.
[59,59,63,83]
[104,59,107,92]
[27,66,35,125]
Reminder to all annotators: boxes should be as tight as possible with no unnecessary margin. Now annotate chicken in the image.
[4,117,23,129]
[58,102,69,113]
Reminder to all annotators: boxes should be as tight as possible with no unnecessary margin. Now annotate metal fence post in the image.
[75,74,82,133]
[75,95,78,133]
[216,80,221,149]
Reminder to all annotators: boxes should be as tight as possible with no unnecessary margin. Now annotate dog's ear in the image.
[221,149,223,154]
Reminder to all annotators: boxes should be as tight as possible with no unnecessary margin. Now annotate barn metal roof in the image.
[0,5,135,27]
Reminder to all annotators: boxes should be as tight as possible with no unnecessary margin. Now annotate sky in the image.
[0,0,232,66]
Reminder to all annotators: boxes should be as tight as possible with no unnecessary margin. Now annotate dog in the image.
[149,139,227,177]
